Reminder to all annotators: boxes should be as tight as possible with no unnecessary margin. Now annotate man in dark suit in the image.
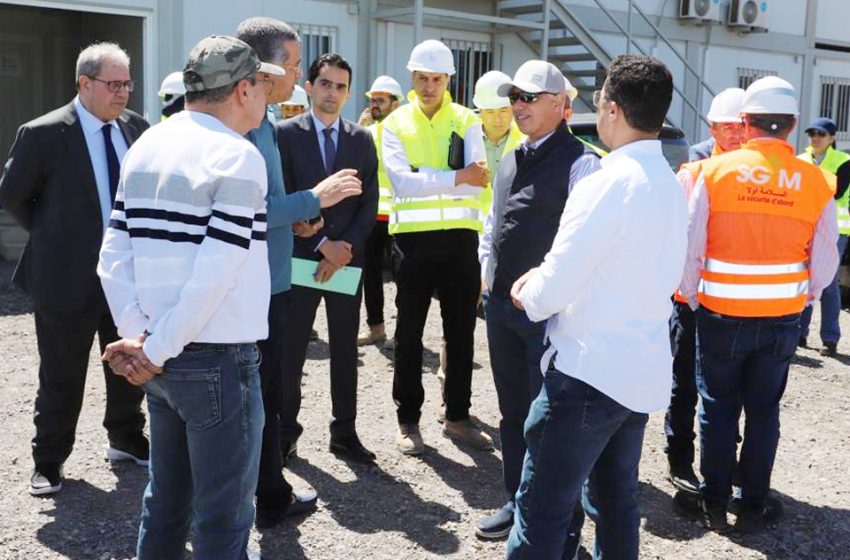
[0,42,149,496]
[277,53,378,463]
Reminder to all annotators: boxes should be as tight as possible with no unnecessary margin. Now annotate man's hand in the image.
[312,169,362,209]
[357,108,373,127]
[455,161,490,188]
[510,268,537,311]
[102,336,162,386]
[314,258,340,283]
[319,239,353,267]
[293,218,323,238]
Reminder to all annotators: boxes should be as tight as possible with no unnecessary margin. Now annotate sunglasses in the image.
[807,130,828,137]
[508,91,552,105]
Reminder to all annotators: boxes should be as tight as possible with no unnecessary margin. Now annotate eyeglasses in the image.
[89,77,135,93]
[807,130,828,137]
[592,89,604,108]
[507,91,551,105]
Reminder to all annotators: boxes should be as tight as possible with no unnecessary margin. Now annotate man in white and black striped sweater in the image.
[97,36,283,559]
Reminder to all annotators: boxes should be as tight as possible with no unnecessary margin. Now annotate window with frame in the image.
[736,67,777,90]
[442,39,492,107]
[293,24,338,79]
[820,76,850,141]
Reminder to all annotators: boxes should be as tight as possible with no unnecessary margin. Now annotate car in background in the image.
[568,113,691,170]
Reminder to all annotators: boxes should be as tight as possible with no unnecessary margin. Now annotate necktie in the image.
[102,124,120,204]
[515,145,535,167]
[322,128,336,175]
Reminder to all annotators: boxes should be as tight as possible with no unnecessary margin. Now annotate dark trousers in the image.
[256,292,293,508]
[483,291,546,500]
[392,230,480,424]
[506,371,647,560]
[664,301,698,466]
[363,219,391,327]
[696,307,798,507]
[32,294,145,467]
[280,283,361,448]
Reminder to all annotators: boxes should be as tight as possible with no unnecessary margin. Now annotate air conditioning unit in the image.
[679,0,721,22]
[728,0,768,31]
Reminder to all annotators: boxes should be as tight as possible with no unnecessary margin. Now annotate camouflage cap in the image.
[183,35,284,93]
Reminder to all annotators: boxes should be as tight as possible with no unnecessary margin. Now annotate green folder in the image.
[291,258,362,295]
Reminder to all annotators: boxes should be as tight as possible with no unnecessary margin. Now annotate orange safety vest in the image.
[697,138,834,318]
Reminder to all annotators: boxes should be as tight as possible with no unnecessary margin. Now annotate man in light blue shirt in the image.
[237,17,362,529]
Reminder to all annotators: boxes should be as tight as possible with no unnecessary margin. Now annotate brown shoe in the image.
[396,423,424,455]
[357,324,387,346]
[443,418,494,451]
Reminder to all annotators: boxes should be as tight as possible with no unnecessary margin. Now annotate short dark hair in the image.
[235,17,299,64]
[747,114,796,138]
[603,54,672,134]
[307,53,352,88]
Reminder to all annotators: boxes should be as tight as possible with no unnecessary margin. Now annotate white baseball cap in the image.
[497,60,569,97]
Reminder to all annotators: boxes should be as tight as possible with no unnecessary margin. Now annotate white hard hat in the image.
[158,71,186,97]
[407,39,455,76]
[366,75,403,101]
[473,71,512,110]
[705,88,746,123]
[740,76,798,116]
[283,84,310,108]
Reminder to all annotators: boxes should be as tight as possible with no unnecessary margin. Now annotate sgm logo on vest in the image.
[736,165,802,190]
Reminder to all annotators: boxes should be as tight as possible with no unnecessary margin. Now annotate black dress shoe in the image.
[255,490,318,529]
[668,461,700,494]
[820,342,838,357]
[329,435,376,463]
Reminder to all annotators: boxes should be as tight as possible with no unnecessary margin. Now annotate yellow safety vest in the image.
[798,145,850,234]
[367,122,393,218]
[480,122,526,214]
[383,90,483,234]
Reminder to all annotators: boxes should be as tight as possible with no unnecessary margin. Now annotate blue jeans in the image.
[800,234,847,344]
[483,292,546,499]
[664,301,698,466]
[696,308,797,507]
[137,343,264,560]
[506,370,648,560]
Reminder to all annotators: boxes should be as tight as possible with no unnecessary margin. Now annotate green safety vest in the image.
[382,90,483,235]
[367,122,393,217]
[480,122,526,214]
[799,145,850,234]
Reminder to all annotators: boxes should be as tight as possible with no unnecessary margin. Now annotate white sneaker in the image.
[30,465,64,496]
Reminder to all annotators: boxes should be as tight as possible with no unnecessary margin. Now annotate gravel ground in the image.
[0,258,848,559]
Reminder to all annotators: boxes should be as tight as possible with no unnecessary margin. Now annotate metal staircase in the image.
[498,0,716,133]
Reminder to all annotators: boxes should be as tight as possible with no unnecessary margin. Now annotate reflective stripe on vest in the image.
[799,145,850,234]
[368,122,394,217]
[698,138,833,317]
[383,90,482,235]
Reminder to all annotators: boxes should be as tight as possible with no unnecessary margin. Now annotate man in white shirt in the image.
[98,36,280,559]
[505,55,688,560]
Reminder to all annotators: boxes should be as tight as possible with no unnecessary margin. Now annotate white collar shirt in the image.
[74,96,129,230]
[517,139,688,413]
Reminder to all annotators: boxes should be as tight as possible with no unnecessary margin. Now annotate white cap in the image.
[366,75,403,101]
[705,88,746,123]
[407,39,455,76]
[282,84,310,108]
[497,60,569,97]
[562,76,579,102]
[740,76,798,116]
[473,71,512,110]
[158,71,186,97]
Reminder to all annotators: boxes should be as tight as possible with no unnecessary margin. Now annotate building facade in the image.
[1,0,849,256]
